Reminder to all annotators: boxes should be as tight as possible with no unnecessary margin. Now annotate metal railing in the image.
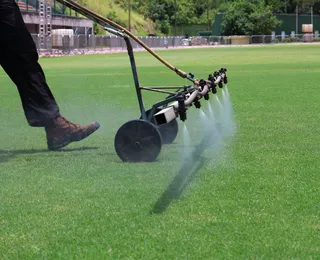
[31,34,320,54]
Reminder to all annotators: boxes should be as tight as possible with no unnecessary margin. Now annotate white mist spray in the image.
[215,95,223,110]
[207,101,214,120]
[220,88,236,137]
[178,86,236,176]
[182,123,192,160]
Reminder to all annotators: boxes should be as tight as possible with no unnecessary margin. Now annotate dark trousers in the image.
[0,0,60,126]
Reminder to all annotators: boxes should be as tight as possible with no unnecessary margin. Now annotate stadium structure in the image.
[17,0,93,50]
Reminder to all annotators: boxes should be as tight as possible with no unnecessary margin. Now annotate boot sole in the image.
[48,122,100,151]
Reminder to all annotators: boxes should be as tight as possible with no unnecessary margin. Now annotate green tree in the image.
[136,0,221,32]
[251,1,282,34]
[174,0,198,25]
[145,0,174,34]
[294,0,320,12]
[266,0,320,13]
[265,0,286,12]
[221,0,281,35]
[221,0,255,35]
[194,0,220,28]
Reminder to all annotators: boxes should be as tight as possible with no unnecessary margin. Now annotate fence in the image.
[31,34,320,54]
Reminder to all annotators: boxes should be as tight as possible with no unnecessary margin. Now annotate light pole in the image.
[128,0,131,32]
[296,4,299,35]
[207,0,209,31]
[285,0,287,13]
[311,5,313,28]
[174,0,177,36]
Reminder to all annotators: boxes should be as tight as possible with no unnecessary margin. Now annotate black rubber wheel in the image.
[141,109,179,144]
[115,119,162,162]
[158,118,179,144]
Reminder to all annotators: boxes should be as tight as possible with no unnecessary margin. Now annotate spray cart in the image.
[56,0,229,162]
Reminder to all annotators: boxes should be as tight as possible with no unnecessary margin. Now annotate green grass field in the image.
[0,45,319,259]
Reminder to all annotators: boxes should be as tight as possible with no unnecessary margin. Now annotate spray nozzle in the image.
[219,68,228,84]
[212,86,217,94]
[208,74,217,94]
[213,71,223,88]
[208,74,216,84]
[199,79,208,98]
[224,76,228,84]
[199,79,206,87]
[194,98,201,109]
[177,95,187,121]
[214,71,220,78]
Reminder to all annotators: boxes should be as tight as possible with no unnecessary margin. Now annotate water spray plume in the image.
[182,124,190,141]
[199,109,210,136]
[225,86,229,96]
[159,84,235,213]
[199,109,207,118]
[207,102,214,119]
[215,95,223,109]
[220,88,236,138]
[221,88,226,101]
[182,124,192,160]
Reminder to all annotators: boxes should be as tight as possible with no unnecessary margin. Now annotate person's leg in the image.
[0,0,100,149]
[0,0,60,126]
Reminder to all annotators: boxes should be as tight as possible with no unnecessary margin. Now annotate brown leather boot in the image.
[45,116,100,150]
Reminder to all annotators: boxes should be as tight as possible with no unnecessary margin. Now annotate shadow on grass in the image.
[152,125,222,214]
[0,147,99,163]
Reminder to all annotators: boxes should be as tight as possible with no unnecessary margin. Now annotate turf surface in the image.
[0,45,319,259]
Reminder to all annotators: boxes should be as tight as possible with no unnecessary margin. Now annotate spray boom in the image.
[157,69,228,124]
